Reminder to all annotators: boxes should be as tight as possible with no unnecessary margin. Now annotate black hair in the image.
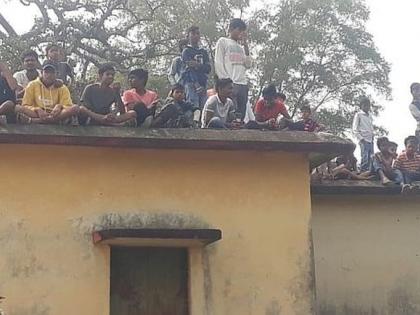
[98,63,115,76]
[262,84,277,98]
[301,105,312,113]
[129,68,149,85]
[171,83,185,92]
[360,97,371,107]
[45,43,60,55]
[405,136,419,147]
[21,50,38,62]
[178,39,189,53]
[278,93,286,101]
[388,141,398,148]
[215,78,233,93]
[411,83,420,94]
[376,137,389,150]
[187,25,200,35]
[229,18,247,32]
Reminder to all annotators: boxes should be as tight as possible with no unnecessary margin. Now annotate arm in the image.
[241,35,252,69]
[409,103,420,122]
[352,113,363,142]
[115,93,126,114]
[167,58,178,86]
[214,39,229,79]
[59,86,73,108]
[199,49,211,74]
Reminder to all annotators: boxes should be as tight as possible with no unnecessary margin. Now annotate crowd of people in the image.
[1,18,420,192]
[0,19,323,131]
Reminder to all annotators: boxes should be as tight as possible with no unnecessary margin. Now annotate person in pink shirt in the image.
[123,68,160,126]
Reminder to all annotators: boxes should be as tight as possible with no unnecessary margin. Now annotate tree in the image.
[248,0,391,136]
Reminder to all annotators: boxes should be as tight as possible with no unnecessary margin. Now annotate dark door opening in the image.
[110,247,189,315]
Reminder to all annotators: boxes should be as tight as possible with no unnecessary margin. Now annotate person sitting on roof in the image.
[79,64,136,126]
[0,62,18,124]
[15,63,79,124]
[247,84,291,130]
[288,104,325,132]
[151,84,200,128]
[372,137,405,189]
[394,136,420,189]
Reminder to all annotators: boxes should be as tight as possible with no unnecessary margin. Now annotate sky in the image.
[0,0,418,148]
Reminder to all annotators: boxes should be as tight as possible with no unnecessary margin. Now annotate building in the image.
[0,125,352,315]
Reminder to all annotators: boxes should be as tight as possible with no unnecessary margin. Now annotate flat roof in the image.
[0,125,354,155]
[311,179,403,195]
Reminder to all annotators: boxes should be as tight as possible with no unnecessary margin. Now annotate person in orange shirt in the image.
[16,63,79,124]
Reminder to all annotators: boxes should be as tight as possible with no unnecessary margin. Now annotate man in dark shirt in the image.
[0,62,18,124]
[79,64,136,126]
[43,43,74,85]
[182,26,211,111]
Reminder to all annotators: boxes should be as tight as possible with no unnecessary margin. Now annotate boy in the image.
[43,43,74,84]
[288,105,323,132]
[409,82,420,141]
[252,84,291,130]
[181,26,211,110]
[394,136,420,185]
[123,68,159,127]
[79,64,136,126]
[215,18,252,121]
[352,97,374,172]
[0,62,18,124]
[372,137,404,186]
[16,63,79,124]
[168,39,189,86]
[13,50,41,95]
[151,84,200,128]
[201,78,237,129]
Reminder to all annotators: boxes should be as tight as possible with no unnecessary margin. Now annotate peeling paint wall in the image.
[0,145,314,315]
[312,195,420,315]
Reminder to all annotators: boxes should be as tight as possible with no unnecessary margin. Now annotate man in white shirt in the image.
[409,82,420,142]
[215,18,252,122]
[352,97,374,172]
[13,50,41,98]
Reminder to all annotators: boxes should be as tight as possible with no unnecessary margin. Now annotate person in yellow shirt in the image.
[16,63,79,124]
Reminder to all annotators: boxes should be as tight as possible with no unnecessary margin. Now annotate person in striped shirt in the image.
[394,136,420,184]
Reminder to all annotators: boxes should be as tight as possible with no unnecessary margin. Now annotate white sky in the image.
[0,0,418,147]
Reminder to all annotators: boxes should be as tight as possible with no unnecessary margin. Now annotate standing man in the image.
[409,82,420,142]
[215,18,252,121]
[43,43,74,85]
[168,39,189,86]
[13,50,41,97]
[352,97,374,172]
[182,26,211,112]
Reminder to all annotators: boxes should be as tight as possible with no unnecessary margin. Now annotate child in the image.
[372,138,404,186]
[0,62,18,124]
[201,78,237,129]
[151,84,200,128]
[16,63,79,124]
[352,97,374,172]
[79,64,136,126]
[122,68,160,127]
[252,84,291,130]
[182,26,211,111]
[215,18,252,121]
[43,43,74,85]
[394,136,420,185]
[288,105,324,132]
[13,50,41,96]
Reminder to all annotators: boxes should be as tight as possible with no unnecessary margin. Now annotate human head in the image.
[128,68,149,89]
[376,136,389,152]
[170,83,185,101]
[262,84,278,106]
[410,83,420,99]
[360,97,371,113]
[228,18,247,41]
[21,50,39,70]
[178,39,189,53]
[301,105,312,120]
[41,63,57,86]
[98,63,115,86]
[387,141,398,158]
[187,26,201,46]
[215,78,234,99]
[404,136,419,155]
[45,43,61,62]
